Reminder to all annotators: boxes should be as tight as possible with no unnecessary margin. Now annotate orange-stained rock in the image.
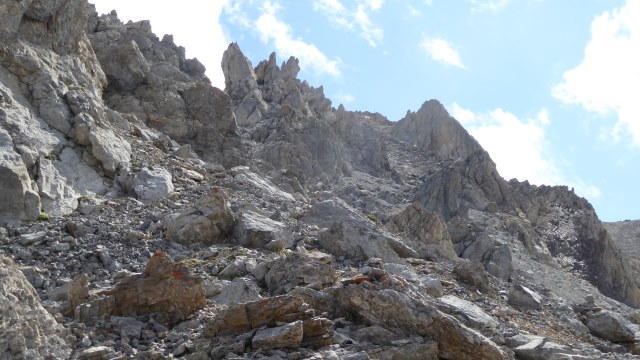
[75,251,205,325]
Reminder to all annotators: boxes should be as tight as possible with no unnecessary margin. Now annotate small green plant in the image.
[130,159,141,167]
[273,248,292,256]
[44,153,59,161]
[365,212,380,224]
[37,212,49,221]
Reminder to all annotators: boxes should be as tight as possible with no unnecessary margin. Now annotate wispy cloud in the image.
[469,0,510,12]
[312,0,384,47]
[450,103,601,199]
[334,90,355,104]
[420,37,467,69]
[552,0,640,146]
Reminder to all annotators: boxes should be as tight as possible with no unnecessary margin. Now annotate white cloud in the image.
[552,0,640,145]
[334,90,355,104]
[354,3,384,47]
[313,0,384,47]
[312,0,352,29]
[420,37,467,69]
[449,103,601,199]
[252,1,341,77]
[92,0,229,89]
[469,0,510,12]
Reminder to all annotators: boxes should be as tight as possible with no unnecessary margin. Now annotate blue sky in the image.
[92,0,640,222]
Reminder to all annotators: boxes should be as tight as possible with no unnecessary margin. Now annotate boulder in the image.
[452,259,490,290]
[584,310,638,343]
[214,277,262,305]
[385,202,457,259]
[264,253,338,295]
[88,125,131,175]
[302,199,417,263]
[234,171,295,202]
[383,263,443,298]
[437,295,499,334]
[337,284,509,360]
[0,256,71,359]
[74,251,205,325]
[251,320,304,350]
[513,337,573,360]
[204,295,313,337]
[133,166,174,203]
[234,211,293,250]
[164,188,235,245]
[508,284,543,311]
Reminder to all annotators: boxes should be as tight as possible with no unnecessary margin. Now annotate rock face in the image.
[0,128,41,225]
[0,256,71,359]
[386,202,457,259]
[3,1,640,359]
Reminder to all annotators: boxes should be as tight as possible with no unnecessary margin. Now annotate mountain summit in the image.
[1,1,640,359]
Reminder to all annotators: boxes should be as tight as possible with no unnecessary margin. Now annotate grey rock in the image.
[452,259,490,290]
[337,284,509,360]
[264,253,338,295]
[214,277,262,305]
[88,125,131,175]
[366,342,439,360]
[584,310,638,343]
[234,171,295,202]
[252,321,304,350]
[508,284,543,310]
[234,211,293,250]
[513,338,573,360]
[383,263,443,297]
[302,199,417,263]
[133,166,174,203]
[0,256,71,359]
[164,189,235,245]
[0,128,41,225]
[437,295,499,334]
[36,147,107,216]
[110,316,144,339]
[385,202,457,259]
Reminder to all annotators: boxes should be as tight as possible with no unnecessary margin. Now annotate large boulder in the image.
[302,199,417,263]
[264,253,338,295]
[584,310,638,343]
[164,188,235,245]
[337,284,509,360]
[133,166,174,203]
[0,256,71,359]
[234,211,293,250]
[74,251,205,325]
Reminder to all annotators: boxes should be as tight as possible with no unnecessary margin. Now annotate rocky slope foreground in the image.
[2,1,640,359]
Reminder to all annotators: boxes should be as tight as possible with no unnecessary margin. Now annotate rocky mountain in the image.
[2,1,640,359]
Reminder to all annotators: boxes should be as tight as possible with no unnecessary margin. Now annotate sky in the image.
[91,0,640,222]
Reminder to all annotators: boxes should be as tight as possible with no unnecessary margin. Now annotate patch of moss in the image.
[37,212,49,221]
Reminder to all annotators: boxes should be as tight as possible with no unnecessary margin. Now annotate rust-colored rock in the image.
[75,251,205,325]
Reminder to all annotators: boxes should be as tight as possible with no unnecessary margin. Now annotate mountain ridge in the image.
[1,1,640,359]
